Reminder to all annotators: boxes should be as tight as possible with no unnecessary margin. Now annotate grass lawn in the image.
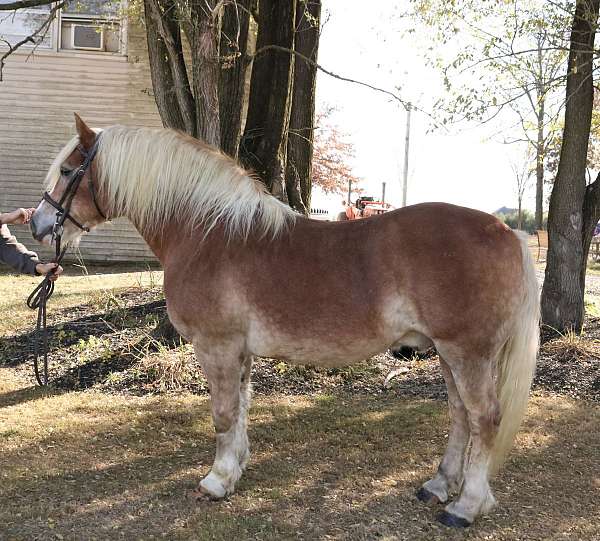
[1,369,599,540]
[1,266,599,540]
[0,263,163,337]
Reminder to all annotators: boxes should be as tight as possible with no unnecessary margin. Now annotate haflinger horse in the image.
[31,115,539,528]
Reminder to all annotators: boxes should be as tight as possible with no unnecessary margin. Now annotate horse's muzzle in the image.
[30,215,52,243]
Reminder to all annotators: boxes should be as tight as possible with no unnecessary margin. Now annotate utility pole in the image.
[382,181,386,205]
[402,103,411,207]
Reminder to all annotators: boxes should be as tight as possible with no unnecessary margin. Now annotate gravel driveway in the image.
[536,267,600,296]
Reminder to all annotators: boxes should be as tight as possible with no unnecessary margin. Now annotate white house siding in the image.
[0,25,161,262]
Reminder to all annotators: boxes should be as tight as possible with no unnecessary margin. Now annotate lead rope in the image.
[27,232,67,386]
[26,135,101,386]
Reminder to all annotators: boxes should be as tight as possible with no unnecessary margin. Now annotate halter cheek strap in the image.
[42,191,90,232]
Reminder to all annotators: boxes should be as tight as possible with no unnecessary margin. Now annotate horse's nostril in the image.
[30,217,49,242]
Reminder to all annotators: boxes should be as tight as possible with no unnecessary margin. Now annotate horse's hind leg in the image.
[437,356,500,527]
[417,356,469,505]
[193,340,252,500]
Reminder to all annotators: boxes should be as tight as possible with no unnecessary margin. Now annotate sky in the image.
[312,0,537,215]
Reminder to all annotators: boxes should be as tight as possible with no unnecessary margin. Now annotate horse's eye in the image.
[60,167,72,176]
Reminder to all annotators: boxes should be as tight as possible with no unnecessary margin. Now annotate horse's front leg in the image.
[193,339,252,500]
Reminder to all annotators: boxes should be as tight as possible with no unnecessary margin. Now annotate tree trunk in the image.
[184,0,221,146]
[285,0,321,214]
[517,197,523,230]
[535,96,545,230]
[218,0,253,158]
[239,0,296,199]
[144,0,195,133]
[541,0,600,333]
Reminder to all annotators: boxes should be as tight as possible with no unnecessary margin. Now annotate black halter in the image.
[27,134,105,385]
[42,134,106,239]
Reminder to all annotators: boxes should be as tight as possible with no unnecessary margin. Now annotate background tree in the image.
[542,0,600,333]
[311,110,362,195]
[511,152,533,230]
[495,209,540,234]
[545,88,600,174]
[408,0,569,229]
[285,0,321,212]
[238,1,296,201]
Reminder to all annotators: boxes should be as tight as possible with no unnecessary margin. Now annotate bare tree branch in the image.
[251,44,417,113]
[0,0,54,10]
[0,1,64,81]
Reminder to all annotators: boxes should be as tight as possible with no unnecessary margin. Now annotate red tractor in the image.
[337,196,395,221]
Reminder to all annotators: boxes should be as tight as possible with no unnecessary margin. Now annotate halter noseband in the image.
[43,134,105,240]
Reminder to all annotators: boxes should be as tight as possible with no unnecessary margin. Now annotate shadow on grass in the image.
[0,299,168,367]
[0,384,64,409]
[0,390,597,540]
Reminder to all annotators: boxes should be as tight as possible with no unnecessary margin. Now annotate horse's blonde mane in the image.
[49,125,296,239]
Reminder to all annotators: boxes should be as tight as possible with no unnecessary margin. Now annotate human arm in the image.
[0,209,63,279]
[0,207,36,225]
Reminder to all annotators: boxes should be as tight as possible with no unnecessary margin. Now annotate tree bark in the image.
[541,0,600,333]
[239,0,296,199]
[184,0,221,146]
[144,0,194,133]
[285,0,321,214]
[219,0,253,158]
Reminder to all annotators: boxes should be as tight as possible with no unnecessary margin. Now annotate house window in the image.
[0,2,53,49]
[0,1,125,55]
[60,0,123,53]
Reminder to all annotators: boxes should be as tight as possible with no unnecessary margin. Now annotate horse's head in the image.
[31,114,108,246]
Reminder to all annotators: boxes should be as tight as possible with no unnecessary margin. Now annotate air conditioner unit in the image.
[72,24,104,51]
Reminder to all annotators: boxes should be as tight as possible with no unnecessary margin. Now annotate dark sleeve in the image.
[0,224,39,275]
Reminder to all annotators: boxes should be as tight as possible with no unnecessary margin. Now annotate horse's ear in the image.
[74,113,95,149]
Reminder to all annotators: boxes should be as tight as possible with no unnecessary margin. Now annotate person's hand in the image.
[1,208,36,225]
[36,263,63,281]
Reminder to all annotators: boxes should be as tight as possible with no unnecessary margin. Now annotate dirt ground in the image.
[0,264,599,540]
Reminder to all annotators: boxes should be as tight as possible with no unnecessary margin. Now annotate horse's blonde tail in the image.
[490,231,540,474]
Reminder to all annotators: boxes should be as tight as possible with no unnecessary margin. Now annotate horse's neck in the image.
[138,218,230,266]
[136,221,185,264]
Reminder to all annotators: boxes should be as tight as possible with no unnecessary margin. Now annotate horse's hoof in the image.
[191,486,226,502]
[437,511,471,528]
[193,475,228,501]
[416,487,440,505]
[190,487,220,502]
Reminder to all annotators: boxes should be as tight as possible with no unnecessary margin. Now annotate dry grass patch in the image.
[0,265,162,337]
[541,329,600,362]
[133,342,208,393]
[1,369,599,540]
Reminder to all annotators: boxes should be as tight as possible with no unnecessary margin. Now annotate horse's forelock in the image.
[45,128,104,191]
[45,135,80,190]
